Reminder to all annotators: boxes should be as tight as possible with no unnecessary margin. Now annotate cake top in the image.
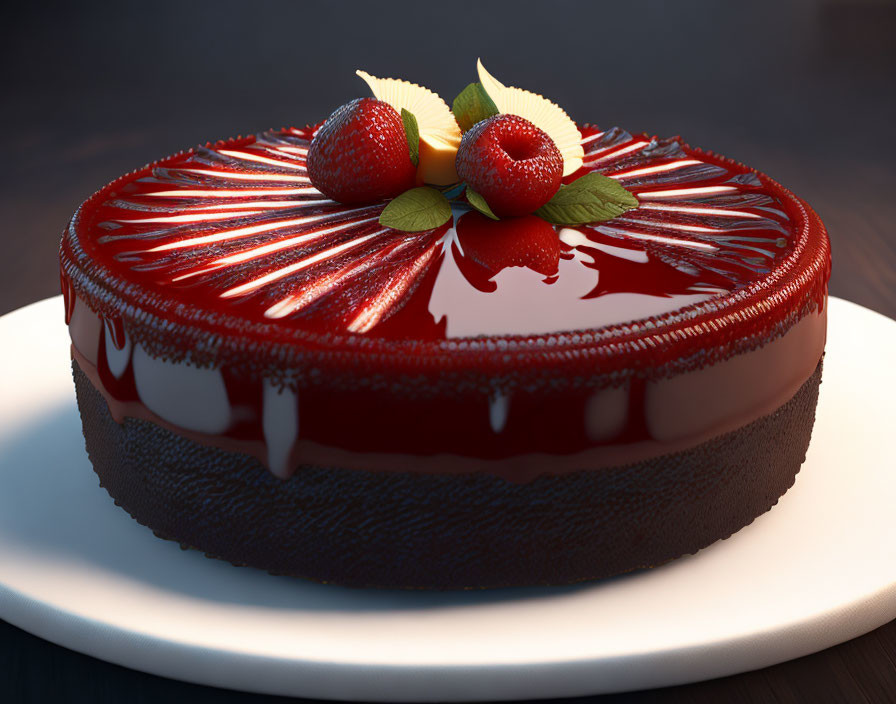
[61,63,829,391]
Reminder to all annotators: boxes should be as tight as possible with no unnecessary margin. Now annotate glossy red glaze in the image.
[453,212,563,292]
[60,125,831,398]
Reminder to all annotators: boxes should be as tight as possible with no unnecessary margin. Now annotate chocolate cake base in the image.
[73,360,822,590]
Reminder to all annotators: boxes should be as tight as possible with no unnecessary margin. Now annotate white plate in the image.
[0,296,894,701]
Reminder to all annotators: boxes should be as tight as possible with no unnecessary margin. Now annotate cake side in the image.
[73,357,823,589]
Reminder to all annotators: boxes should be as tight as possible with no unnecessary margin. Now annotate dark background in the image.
[2,1,895,701]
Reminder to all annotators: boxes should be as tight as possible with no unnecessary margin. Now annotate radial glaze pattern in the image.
[85,126,789,331]
[61,124,829,388]
[89,128,448,336]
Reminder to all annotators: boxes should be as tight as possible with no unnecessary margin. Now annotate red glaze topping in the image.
[60,125,830,393]
[454,213,562,291]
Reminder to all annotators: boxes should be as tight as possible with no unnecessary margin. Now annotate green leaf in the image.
[452,82,500,132]
[379,187,452,232]
[400,108,419,167]
[535,173,639,226]
[465,187,499,220]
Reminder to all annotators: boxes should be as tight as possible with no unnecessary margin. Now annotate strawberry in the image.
[455,114,563,217]
[307,98,417,204]
[455,211,561,291]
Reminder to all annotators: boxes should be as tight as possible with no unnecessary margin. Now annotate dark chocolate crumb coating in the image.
[73,360,822,590]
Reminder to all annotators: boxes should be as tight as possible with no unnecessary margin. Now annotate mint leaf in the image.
[465,187,499,220]
[379,187,452,232]
[536,173,639,225]
[452,82,499,132]
[401,108,419,167]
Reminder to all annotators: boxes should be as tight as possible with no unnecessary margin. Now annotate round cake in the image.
[59,65,830,589]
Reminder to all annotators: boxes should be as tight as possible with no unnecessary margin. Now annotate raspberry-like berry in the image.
[307,98,417,205]
[455,114,563,217]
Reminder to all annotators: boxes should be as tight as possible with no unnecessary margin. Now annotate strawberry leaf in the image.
[465,187,499,220]
[452,82,499,132]
[379,187,452,232]
[536,173,639,225]
[401,108,420,167]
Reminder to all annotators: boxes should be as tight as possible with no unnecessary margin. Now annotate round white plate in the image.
[1,296,894,701]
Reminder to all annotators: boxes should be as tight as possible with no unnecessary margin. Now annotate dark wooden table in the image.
[2,1,894,701]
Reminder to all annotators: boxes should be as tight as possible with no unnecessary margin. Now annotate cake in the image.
[60,62,831,589]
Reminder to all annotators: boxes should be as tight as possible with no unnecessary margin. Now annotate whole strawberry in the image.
[307,98,416,204]
[456,114,563,217]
